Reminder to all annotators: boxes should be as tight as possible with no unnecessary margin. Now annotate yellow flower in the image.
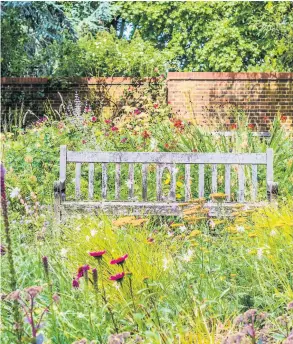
[24,156,33,163]
[230,274,237,278]
[248,233,257,238]
[164,177,170,185]
[112,216,135,226]
[189,230,201,237]
[170,223,184,228]
[129,219,148,227]
[176,181,183,188]
[210,193,227,201]
[30,176,37,183]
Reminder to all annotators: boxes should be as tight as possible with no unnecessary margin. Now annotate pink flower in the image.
[105,119,111,124]
[111,126,118,132]
[91,116,97,122]
[153,104,159,109]
[120,137,127,143]
[109,272,125,282]
[110,254,128,265]
[72,279,79,288]
[77,265,90,278]
[82,140,87,144]
[134,109,141,115]
[89,250,106,259]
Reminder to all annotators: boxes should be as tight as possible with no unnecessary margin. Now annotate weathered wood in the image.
[156,164,163,201]
[184,164,191,201]
[225,165,231,202]
[88,163,94,200]
[128,163,135,199]
[115,163,121,200]
[212,164,217,193]
[142,163,148,201]
[55,146,277,220]
[67,151,267,165]
[267,181,278,202]
[61,200,269,217]
[75,163,81,200]
[102,163,108,200]
[60,145,67,182]
[198,164,205,198]
[169,164,177,201]
[238,165,245,202]
[266,148,274,182]
[251,165,258,201]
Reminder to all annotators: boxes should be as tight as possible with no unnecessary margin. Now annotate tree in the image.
[118,1,293,71]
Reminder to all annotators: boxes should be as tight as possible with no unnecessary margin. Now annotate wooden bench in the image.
[54,146,278,220]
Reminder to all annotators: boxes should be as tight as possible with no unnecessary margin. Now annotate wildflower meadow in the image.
[1,2,293,344]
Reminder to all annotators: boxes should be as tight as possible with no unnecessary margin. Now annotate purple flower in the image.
[72,279,79,288]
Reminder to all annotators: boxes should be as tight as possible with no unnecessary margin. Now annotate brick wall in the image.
[1,73,293,130]
[167,72,293,130]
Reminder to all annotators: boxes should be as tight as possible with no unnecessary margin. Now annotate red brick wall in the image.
[167,72,293,130]
[1,73,293,130]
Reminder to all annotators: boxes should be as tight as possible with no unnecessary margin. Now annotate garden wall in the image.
[1,73,293,130]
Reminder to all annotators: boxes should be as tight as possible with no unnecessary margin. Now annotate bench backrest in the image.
[60,146,274,203]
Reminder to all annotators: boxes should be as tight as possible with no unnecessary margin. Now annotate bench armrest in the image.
[267,181,278,202]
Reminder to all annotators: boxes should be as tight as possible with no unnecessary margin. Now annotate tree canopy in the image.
[1,1,293,77]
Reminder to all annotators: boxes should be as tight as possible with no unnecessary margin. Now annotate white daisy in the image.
[10,187,20,199]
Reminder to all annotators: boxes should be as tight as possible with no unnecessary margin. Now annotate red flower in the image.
[281,115,287,122]
[77,265,90,278]
[142,130,150,139]
[168,101,171,105]
[248,123,255,129]
[111,126,118,132]
[134,109,141,115]
[89,250,106,259]
[120,137,127,143]
[82,140,87,144]
[230,124,237,130]
[147,237,154,243]
[110,254,128,265]
[72,279,79,288]
[164,143,169,149]
[91,116,97,122]
[153,104,159,109]
[105,119,111,124]
[174,119,184,129]
[109,272,125,282]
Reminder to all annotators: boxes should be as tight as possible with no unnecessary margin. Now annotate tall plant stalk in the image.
[1,163,23,342]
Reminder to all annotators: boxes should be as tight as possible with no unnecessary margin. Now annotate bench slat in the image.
[212,164,217,193]
[60,145,67,182]
[225,165,231,201]
[156,164,163,201]
[102,163,108,200]
[238,165,245,202]
[169,164,176,201]
[67,151,267,164]
[251,165,258,201]
[142,163,148,201]
[184,164,191,201]
[128,163,135,199]
[75,163,81,200]
[198,164,205,198]
[115,163,121,200]
[88,163,94,199]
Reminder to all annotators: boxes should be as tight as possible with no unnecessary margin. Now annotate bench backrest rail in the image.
[59,146,274,203]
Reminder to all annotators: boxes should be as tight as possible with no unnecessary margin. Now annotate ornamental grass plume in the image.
[0,163,23,342]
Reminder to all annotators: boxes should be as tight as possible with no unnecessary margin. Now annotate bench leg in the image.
[267,181,278,202]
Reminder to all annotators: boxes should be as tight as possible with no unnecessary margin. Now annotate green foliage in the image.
[2,1,293,76]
